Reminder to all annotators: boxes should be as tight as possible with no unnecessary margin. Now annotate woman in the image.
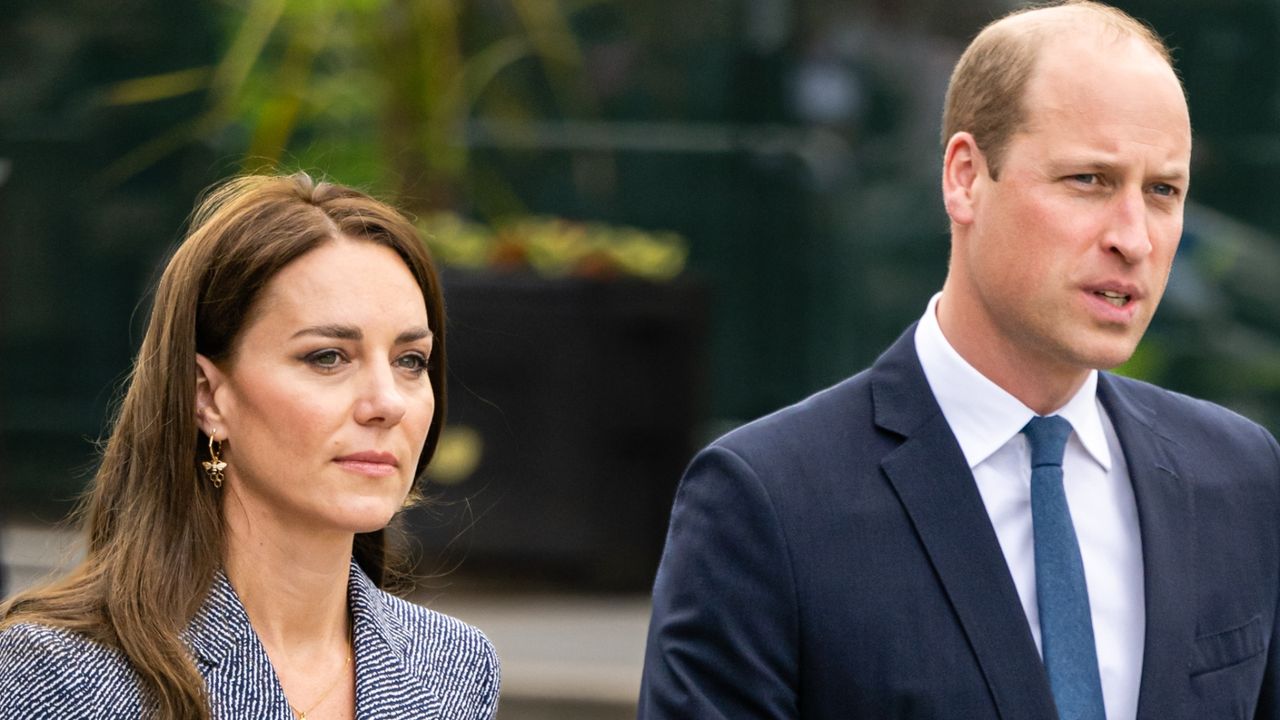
[0,173,499,719]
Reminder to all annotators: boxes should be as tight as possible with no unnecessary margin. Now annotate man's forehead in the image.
[1044,42,1182,100]
[997,5,1175,80]
[992,3,1140,37]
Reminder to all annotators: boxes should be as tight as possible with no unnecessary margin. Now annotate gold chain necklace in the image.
[287,648,353,720]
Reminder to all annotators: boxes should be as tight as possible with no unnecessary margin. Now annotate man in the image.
[639,2,1280,719]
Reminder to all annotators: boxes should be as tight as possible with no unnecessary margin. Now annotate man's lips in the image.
[1084,282,1143,309]
[334,451,399,476]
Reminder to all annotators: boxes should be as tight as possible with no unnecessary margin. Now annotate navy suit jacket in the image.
[640,326,1280,719]
[0,560,499,719]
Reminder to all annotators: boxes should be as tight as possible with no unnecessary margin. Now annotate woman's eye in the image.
[305,349,346,369]
[396,352,430,374]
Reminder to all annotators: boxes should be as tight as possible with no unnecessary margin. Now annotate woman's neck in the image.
[222,511,354,656]
[221,510,358,719]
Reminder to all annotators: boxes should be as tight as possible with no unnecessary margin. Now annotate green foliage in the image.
[101,0,611,213]
[422,212,688,280]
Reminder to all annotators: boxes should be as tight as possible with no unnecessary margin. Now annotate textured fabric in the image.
[916,293,1145,719]
[1025,416,1106,720]
[0,560,499,719]
[639,324,1280,720]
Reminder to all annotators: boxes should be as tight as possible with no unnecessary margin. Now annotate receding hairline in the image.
[1005,6,1186,138]
[989,2,1173,65]
[941,1,1180,176]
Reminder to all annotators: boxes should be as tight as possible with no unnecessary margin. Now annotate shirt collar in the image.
[913,292,1112,471]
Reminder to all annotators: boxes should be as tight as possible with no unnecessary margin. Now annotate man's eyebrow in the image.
[292,324,361,340]
[1151,167,1190,185]
[1048,158,1120,174]
[1049,158,1189,183]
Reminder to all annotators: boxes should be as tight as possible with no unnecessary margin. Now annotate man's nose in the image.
[1103,187,1154,263]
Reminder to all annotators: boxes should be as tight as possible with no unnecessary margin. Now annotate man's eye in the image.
[1070,174,1098,185]
[1151,183,1179,197]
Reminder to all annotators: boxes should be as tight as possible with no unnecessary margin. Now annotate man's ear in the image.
[942,131,986,226]
[195,354,229,438]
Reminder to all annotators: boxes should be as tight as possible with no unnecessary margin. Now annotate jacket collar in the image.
[184,559,443,718]
[183,566,260,670]
[185,559,401,662]
[347,564,446,717]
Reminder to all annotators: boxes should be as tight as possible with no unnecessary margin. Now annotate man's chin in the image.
[1081,344,1143,373]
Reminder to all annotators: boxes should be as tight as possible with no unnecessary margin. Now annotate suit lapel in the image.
[1098,375,1195,720]
[872,328,1058,720]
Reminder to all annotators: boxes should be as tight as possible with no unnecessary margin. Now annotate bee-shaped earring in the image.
[203,432,227,489]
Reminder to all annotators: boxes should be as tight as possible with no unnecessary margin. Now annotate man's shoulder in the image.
[711,325,927,460]
[1102,372,1278,453]
[693,366,902,494]
[715,369,877,455]
[1104,372,1265,428]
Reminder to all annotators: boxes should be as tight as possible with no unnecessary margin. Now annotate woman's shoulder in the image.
[378,591,497,656]
[367,590,501,719]
[0,622,148,718]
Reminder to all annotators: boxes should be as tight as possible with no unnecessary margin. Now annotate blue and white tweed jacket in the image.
[0,560,500,719]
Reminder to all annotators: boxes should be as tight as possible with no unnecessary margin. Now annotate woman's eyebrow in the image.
[289,324,433,345]
[396,327,433,345]
[292,324,361,340]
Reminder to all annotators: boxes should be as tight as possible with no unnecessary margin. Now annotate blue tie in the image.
[1023,416,1106,720]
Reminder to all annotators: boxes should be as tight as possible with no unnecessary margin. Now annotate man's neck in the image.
[934,289,1091,415]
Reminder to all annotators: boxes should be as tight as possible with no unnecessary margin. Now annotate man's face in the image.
[950,34,1191,388]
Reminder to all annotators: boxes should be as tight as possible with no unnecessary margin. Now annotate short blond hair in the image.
[941,0,1176,178]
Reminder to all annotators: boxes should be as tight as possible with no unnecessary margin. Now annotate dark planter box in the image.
[407,271,708,591]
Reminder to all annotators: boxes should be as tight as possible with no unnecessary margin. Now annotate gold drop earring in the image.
[203,432,227,488]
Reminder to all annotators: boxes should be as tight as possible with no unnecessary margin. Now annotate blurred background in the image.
[3,0,1280,716]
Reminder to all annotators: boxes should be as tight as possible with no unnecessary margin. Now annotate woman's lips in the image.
[334,451,399,477]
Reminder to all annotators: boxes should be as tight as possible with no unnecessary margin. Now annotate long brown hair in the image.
[0,173,448,718]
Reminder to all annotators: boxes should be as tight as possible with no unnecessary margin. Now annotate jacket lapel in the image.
[872,328,1058,720]
[1098,375,1195,720]
[185,572,295,719]
[186,562,447,720]
[347,563,444,720]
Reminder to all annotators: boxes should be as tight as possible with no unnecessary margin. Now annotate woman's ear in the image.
[195,354,228,438]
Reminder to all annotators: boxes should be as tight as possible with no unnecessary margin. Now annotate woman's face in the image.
[197,237,435,536]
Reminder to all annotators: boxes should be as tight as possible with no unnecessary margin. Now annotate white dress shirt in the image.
[913,293,1145,720]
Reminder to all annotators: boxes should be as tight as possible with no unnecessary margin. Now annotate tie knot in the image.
[1022,415,1073,468]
